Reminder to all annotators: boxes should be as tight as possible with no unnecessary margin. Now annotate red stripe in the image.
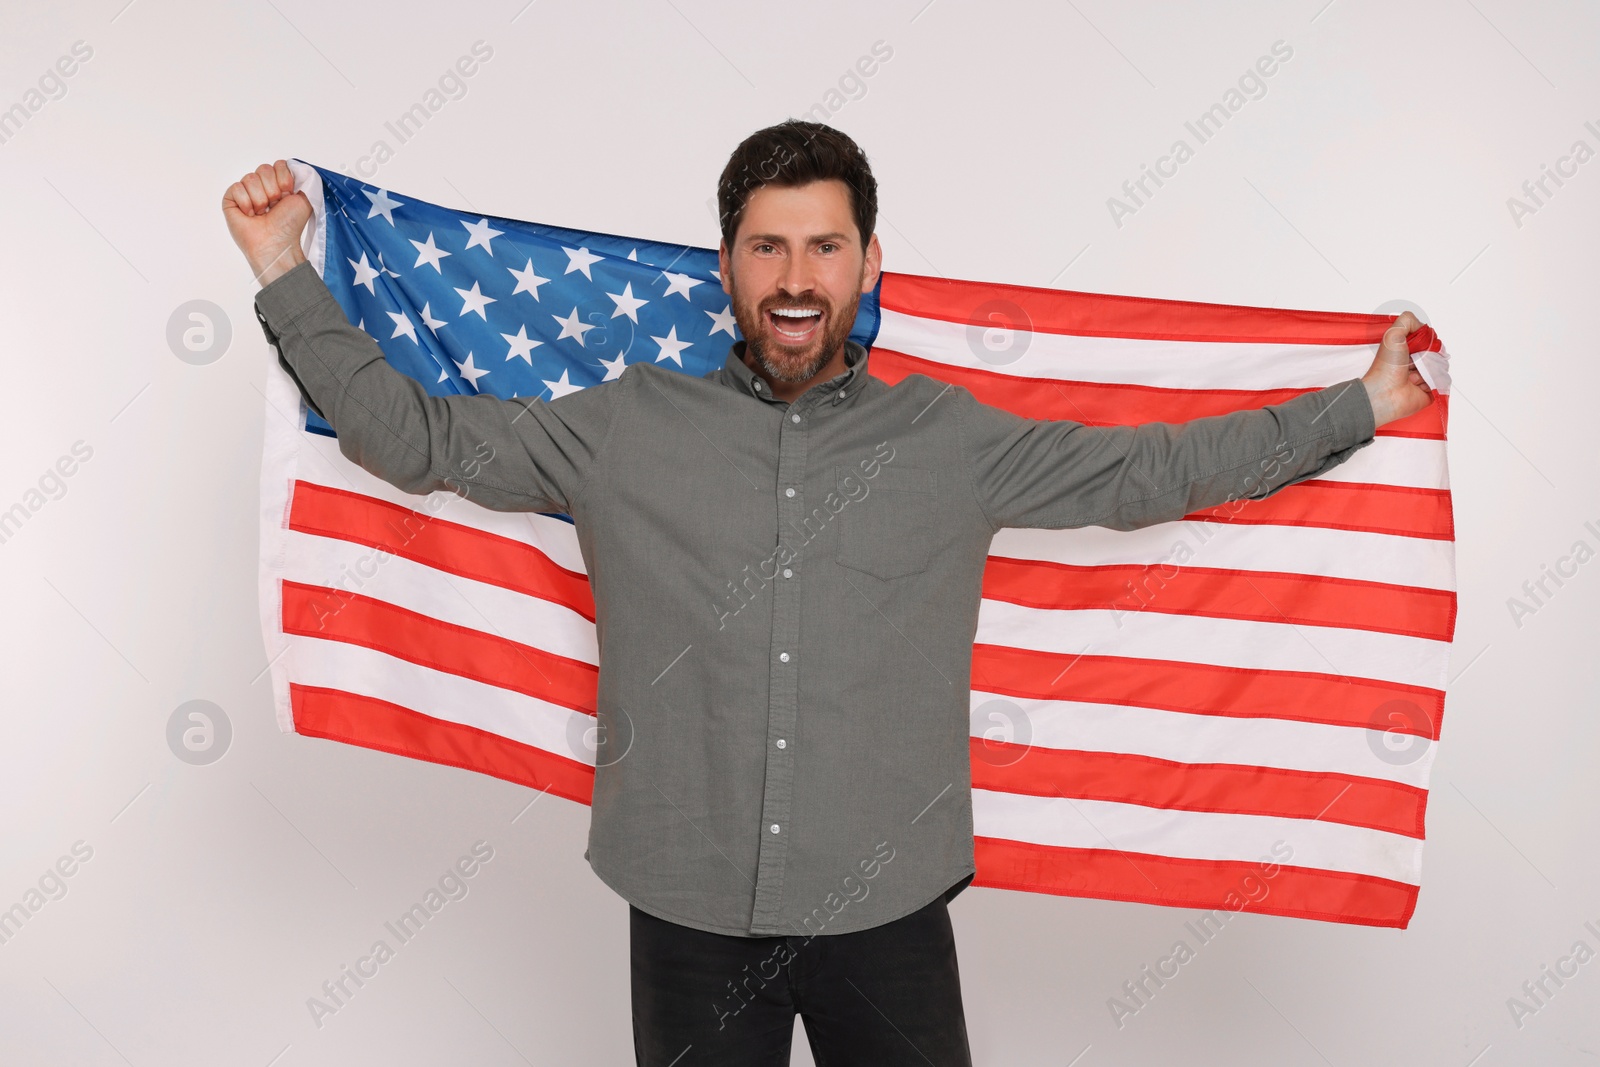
[291,684,595,805]
[983,558,1457,641]
[972,837,1418,927]
[288,480,595,621]
[281,581,598,714]
[881,270,1436,349]
[970,742,1426,838]
[871,345,1450,440]
[972,644,1444,739]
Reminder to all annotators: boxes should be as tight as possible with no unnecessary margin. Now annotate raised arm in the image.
[226,160,618,515]
[959,311,1434,532]
[958,375,1377,532]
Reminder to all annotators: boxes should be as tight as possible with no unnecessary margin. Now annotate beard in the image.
[729,277,861,385]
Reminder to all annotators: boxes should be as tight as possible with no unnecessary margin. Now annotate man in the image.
[224,120,1431,1066]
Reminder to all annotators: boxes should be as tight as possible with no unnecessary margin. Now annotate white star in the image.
[462,217,505,255]
[543,368,586,400]
[348,252,380,294]
[455,281,497,320]
[711,269,721,281]
[651,324,693,365]
[419,302,446,333]
[599,351,629,381]
[661,271,704,301]
[410,232,451,272]
[388,310,417,343]
[705,304,738,338]
[552,307,598,347]
[606,282,649,322]
[627,249,639,261]
[363,188,404,224]
[377,252,402,278]
[501,325,543,364]
[563,246,603,280]
[508,258,550,301]
[454,352,491,390]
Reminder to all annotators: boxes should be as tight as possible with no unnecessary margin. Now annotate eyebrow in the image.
[743,231,853,245]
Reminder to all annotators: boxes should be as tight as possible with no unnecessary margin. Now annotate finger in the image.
[1392,310,1421,336]
[256,162,281,203]
[240,172,269,213]
[1381,323,1412,364]
[274,159,294,199]
[222,181,254,216]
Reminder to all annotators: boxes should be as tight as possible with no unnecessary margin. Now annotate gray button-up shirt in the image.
[253,261,1377,937]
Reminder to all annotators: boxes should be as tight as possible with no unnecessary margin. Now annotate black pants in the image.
[630,892,973,1066]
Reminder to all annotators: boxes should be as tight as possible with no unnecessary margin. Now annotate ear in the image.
[860,232,882,293]
[718,241,732,296]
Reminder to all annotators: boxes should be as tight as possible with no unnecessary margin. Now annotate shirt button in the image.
[779,652,790,662]
[776,739,786,749]
[782,568,793,579]
[791,413,801,423]
[784,487,795,498]
[770,823,780,834]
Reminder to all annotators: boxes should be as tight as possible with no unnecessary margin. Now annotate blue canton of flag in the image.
[302,160,884,442]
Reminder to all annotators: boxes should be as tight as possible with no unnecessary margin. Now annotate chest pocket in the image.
[834,465,937,581]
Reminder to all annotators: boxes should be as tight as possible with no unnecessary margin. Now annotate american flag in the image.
[259,160,1454,929]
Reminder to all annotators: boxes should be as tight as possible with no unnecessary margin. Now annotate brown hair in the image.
[716,120,878,250]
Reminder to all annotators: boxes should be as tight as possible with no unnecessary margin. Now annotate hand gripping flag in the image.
[259,161,1454,928]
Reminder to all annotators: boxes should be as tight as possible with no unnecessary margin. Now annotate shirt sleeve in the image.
[252,260,620,515]
[957,378,1377,532]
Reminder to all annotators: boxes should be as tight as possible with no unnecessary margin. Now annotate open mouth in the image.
[767,306,824,344]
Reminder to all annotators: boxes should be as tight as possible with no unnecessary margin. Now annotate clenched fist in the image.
[223,159,312,287]
[1360,310,1434,428]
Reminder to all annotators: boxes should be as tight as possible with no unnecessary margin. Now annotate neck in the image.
[743,344,850,403]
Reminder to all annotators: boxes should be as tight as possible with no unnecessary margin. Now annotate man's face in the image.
[718,179,882,384]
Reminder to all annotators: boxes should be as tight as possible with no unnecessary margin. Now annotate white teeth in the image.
[771,308,821,318]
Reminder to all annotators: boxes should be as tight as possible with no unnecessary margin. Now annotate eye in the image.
[818,242,838,254]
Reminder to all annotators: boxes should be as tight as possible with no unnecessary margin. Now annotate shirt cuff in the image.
[253,259,332,340]
[1319,377,1377,450]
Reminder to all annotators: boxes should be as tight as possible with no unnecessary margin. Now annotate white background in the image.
[1,0,1597,1064]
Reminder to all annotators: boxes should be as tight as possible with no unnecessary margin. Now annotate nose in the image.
[775,252,818,300]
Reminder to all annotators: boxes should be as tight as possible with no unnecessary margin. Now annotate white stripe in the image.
[972,788,1422,885]
[288,635,595,765]
[281,529,599,665]
[991,520,1456,592]
[287,160,327,284]
[877,309,1377,390]
[1288,434,1448,491]
[968,691,1437,790]
[978,599,1448,690]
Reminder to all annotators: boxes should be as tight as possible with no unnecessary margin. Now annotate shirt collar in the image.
[717,340,869,408]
